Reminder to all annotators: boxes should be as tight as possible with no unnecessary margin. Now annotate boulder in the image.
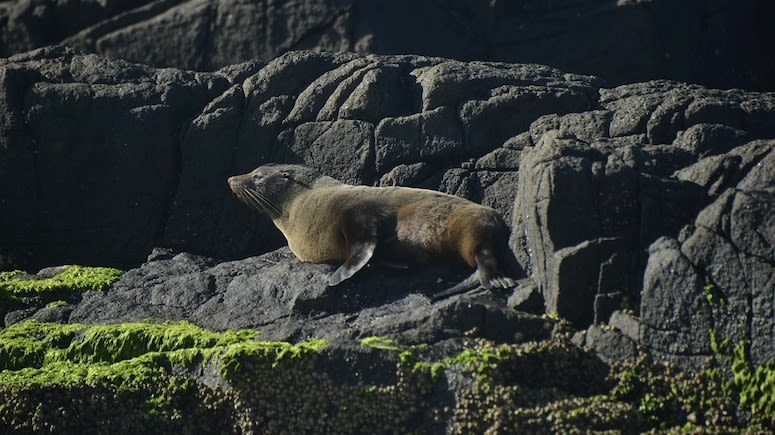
[641,144,775,368]
[510,131,707,327]
[0,47,229,268]
[71,247,556,345]
[2,0,774,91]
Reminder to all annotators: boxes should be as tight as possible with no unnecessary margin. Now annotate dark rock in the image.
[1,48,774,375]
[529,110,614,143]
[506,278,544,315]
[639,237,719,369]
[315,339,400,387]
[582,324,639,365]
[0,47,229,268]
[673,123,749,157]
[609,310,641,343]
[272,120,375,184]
[378,162,434,187]
[413,60,600,112]
[71,246,555,345]
[29,304,74,323]
[458,84,593,156]
[510,131,708,328]
[375,105,464,172]
[674,140,773,196]
[640,153,775,368]
[4,308,37,326]
[2,1,775,92]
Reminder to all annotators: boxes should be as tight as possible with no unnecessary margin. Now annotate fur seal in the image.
[228,164,515,296]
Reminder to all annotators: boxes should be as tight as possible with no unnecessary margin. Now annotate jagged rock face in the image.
[1,0,774,91]
[640,147,774,368]
[0,48,773,371]
[0,48,231,267]
[163,52,603,261]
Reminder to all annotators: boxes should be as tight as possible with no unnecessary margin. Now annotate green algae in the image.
[0,320,326,388]
[44,300,68,308]
[0,265,124,295]
[1,265,124,309]
[360,336,426,366]
[0,270,24,281]
[56,320,258,365]
[410,343,513,380]
[0,270,23,304]
[424,342,514,379]
[360,336,402,351]
[220,337,328,379]
[0,320,328,434]
[0,320,85,371]
[1,320,771,433]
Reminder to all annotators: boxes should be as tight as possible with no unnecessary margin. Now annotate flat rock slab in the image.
[72,247,556,345]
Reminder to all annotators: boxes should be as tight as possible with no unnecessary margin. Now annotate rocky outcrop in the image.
[512,89,774,370]
[639,144,774,368]
[0,46,231,267]
[1,48,774,373]
[67,247,554,345]
[1,46,773,431]
[2,1,774,91]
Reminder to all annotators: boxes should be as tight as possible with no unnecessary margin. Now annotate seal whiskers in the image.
[232,185,283,218]
[244,188,283,217]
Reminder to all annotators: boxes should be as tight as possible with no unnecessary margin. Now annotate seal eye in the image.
[281,172,290,179]
[253,173,263,181]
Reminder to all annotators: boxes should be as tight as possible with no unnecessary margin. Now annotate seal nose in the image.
[227,176,238,189]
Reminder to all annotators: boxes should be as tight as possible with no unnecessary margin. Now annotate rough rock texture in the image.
[0,46,230,267]
[70,247,555,346]
[0,48,773,380]
[1,0,774,91]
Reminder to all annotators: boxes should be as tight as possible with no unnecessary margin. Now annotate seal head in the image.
[228,164,324,219]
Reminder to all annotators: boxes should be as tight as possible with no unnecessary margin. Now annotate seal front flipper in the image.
[328,239,376,286]
[327,203,388,287]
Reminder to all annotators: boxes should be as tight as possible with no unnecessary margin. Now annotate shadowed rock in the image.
[2,0,773,91]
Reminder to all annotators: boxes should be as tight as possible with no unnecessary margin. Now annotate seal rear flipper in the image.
[475,248,516,289]
[428,271,479,301]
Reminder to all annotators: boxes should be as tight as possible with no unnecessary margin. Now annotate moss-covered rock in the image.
[0,266,123,296]
[1,265,124,326]
[0,321,771,434]
[0,320,325,433]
